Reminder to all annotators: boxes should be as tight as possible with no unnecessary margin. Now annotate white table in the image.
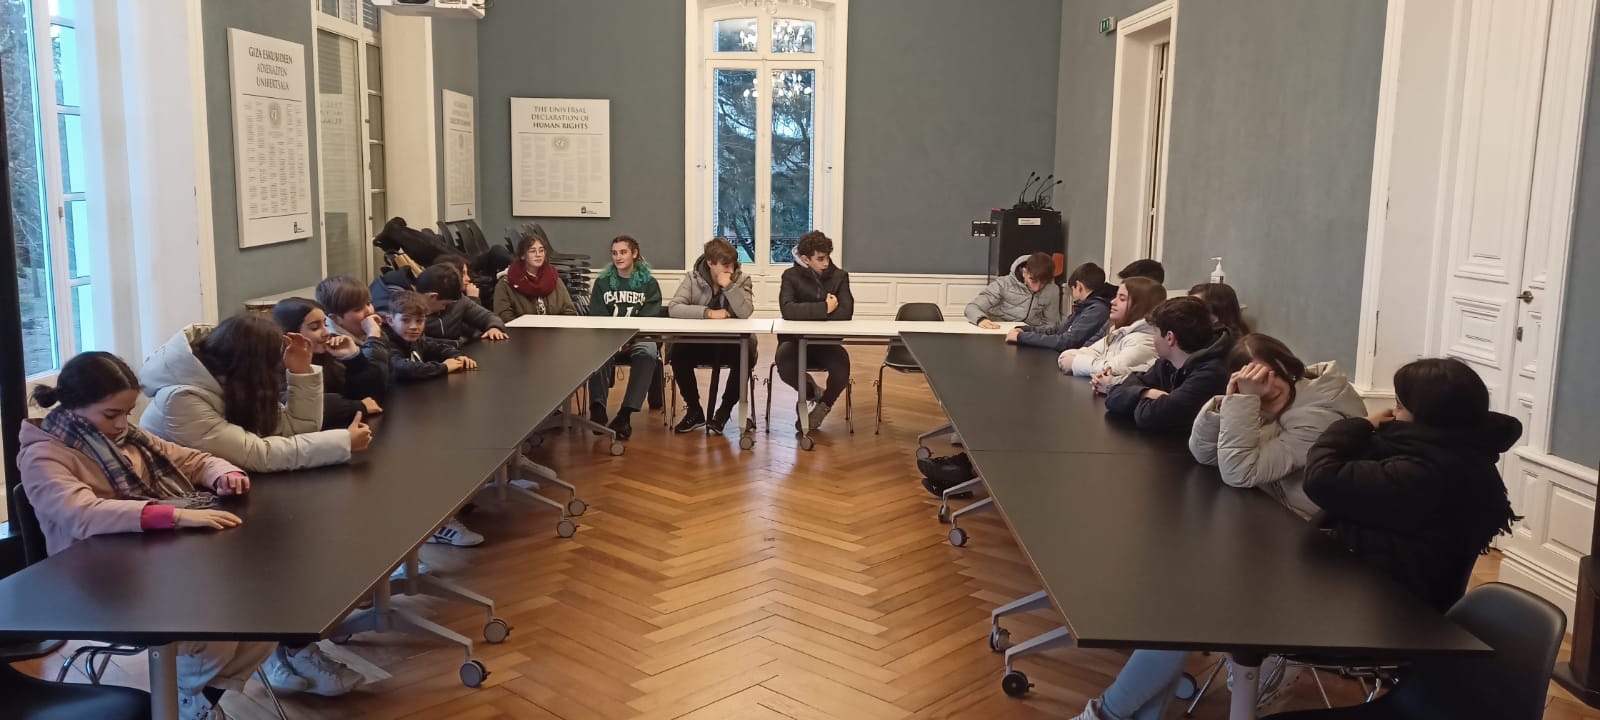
[507,315,775,449]
[770,319,1011,450]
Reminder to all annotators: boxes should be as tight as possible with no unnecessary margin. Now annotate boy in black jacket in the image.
[414,262,509,346]
[1104,297,1232,431]
[777,230,854,430]
[383,290,478,382]
[1305,357,1520,612]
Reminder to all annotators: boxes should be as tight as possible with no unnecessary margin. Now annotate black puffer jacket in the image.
[1304,413,1522,612]
[1104,330,1234,431]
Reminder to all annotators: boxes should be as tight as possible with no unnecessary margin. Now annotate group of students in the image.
[960,257,1522,718]
[9,225,862,719]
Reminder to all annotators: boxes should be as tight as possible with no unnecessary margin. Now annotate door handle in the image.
[1517,290,1534,304]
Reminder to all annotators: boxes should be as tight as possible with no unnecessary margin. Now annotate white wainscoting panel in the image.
[1499,448,1599,620]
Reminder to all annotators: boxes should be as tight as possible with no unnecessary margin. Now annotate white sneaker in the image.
[949,432,964,446]
[510,478,540,491]
[179,692,226,720]
[281,643,364,697]
[389,559,430,581]
[1070,699,1104,720]
[429,517,484,547]
[1227,657,1296,710]
[261,648,313,694]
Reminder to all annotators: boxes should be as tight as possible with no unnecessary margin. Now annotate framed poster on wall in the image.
[443,89,477,221]
[227,29,314,248]
[510,98,611,218]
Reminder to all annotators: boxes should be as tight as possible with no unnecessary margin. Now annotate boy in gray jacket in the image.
[964,252,1060,328]
[667,237,756,434]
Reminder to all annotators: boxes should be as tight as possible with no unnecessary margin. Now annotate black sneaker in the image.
[923,475,974,500]
[674,409,706,434]
[917,453,973,479]
[608,413,634,441]
[707,409,732,436]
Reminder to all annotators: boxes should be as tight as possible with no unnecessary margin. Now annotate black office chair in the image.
[0,485,150,719]
[1262,583,1566,720]
[439,219,489,257]
[873,303,942,434]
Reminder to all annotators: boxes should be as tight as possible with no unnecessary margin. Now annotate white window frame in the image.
[684,0,848,272]
[19,0,91,380]
[310,1,383,279]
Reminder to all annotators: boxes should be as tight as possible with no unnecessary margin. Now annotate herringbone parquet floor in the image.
[17,340,1600,719]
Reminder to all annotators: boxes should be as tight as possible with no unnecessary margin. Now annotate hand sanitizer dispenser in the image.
[1210,257,1226,284]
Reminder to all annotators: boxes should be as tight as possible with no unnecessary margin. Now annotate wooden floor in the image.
[17,342,1600,719]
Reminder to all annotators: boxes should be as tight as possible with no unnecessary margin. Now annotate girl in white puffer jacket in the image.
[1057,276,1166,389]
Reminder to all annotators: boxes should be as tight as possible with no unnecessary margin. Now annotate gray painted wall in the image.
[843,0,1062,273]
[477,0,686,267]
[1549,17,1600,465]
[1054,0,1158,264]
[1056,0,1386,369]
[434,18,479,223]
[202,0,324,317]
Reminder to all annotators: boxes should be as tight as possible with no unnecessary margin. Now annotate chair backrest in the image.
[10,483,50,567]
[1390,582,1566,720]
[894,303,944,322]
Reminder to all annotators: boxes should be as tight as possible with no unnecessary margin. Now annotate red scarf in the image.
[508,260,558,298]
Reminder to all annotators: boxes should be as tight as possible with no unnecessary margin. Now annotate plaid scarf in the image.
[39,408,217,508]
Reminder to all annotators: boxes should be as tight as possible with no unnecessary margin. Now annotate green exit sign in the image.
[1099,17,1116,34]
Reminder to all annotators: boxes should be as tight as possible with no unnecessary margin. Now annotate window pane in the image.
[47,0,71,20]
[71,283,93,352]
[3,0,61,374]
[369,190,385,238]
[58,111,83,193]
[714,18,757,52]
[369,142,384,185]
[319,0,357,22]
[713,68,757,264]
[772,19,816,53]
[367,92,383,141]
[362,0,380,31]
[50,23,77,106]
[770,69,814,264]
[66,199,88,278]
[365,43,382,93]
[317,30,366,278]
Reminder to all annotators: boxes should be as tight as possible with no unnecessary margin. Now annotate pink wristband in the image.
[139,504,177,531]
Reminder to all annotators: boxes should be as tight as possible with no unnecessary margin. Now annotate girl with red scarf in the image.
[494,230,577,320]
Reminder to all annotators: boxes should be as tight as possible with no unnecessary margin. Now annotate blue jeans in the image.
[589,341,659,412]
[1097,650,1188,720]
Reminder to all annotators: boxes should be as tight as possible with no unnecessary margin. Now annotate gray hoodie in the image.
[964,255,1062,326]
[668,256,755,319]
[1188,360,1368,519]
[139,325,352,473]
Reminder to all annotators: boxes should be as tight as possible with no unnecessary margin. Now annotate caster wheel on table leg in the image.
[988,627,1011,652]
[937,504,951,524]
[949,527,968,547]
[799,435,815,451]
[459,659,489,688]
[483,618,511,644]
[567,498,588,516]
[330,635,352,645]
[1174,672,1198,701]
[916,446,932,460]
[740,435,755,450]
[609,442,625,456]
[556,519,577,538]
[1001,670,1032,698]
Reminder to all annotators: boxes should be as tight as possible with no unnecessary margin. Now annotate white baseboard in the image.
[1498,448,1600,618]
[635,269,993,320]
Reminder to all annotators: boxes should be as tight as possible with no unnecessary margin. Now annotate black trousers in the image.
[670,341,756,416]
[775,340,850,406]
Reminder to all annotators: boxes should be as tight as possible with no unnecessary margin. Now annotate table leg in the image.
[797,338,813,450]
[1227,653,1262,720]
[147,644,179,720]
[738,336,753,450]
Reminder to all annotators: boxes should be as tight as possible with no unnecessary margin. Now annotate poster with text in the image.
[228,28,313,248]
[443,90,477,221]
[511,98,611,218]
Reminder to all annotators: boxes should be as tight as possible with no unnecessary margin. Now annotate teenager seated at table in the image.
[413,261,509,346]
[1189,333,1365,520]
[1103,297,1234,431]
[668,237,756,435]
[1190,281,1251,337]
[964,252,1060,329]
[1008,261,1116,351]
[588,235,664,440]
[432,254,486,306]
[1071,358,1521,720]
[140,314,370,474]
[272,297,388,430]
[777,230,855,431]
[19,351,272,719]
[1056,276,1164,386]
[319,274,387,345]
[494,229,578,320]
[1117,258,1165,284]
